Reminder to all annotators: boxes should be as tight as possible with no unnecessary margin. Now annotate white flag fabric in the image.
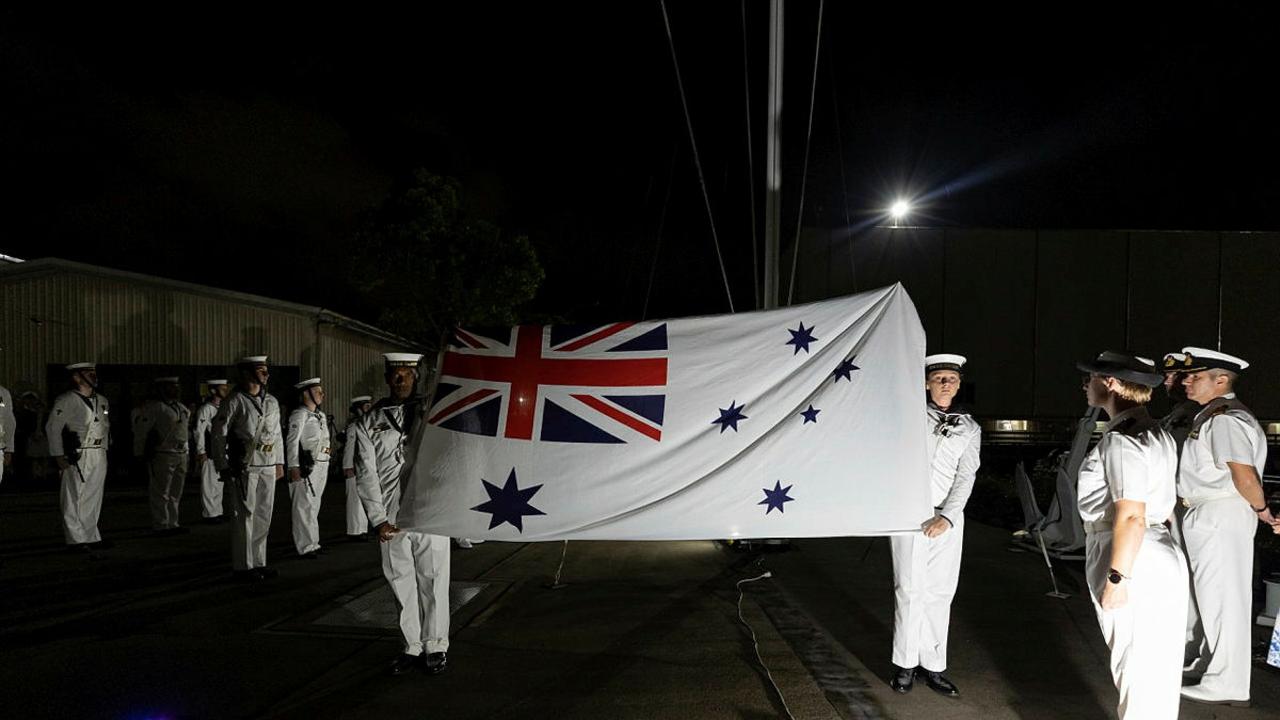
[398,282,931,540]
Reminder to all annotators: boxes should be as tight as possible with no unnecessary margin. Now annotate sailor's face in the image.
[310,386,326,406]
[358,401,373,415]
[253,365,270,385]
[388,367,416,401]
[926,370,961,407]
[1182,371,1219,404]
[161,383,180,401]
[213,384,231,399]
[1083,373,1109,407]
[79,370,99,389]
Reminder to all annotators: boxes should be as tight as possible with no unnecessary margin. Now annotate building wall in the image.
[316,321,427,419]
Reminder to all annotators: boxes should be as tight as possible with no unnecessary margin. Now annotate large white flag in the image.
[398,283,931,540]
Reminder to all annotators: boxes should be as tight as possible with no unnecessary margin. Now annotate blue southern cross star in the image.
[711,401,749,433]
[758,480,795,514]
[471,468,546,532]
[800,405,820,424]
[832,357,860,383]
[786,322,819,354]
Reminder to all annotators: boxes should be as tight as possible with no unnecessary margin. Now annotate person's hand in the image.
[274,464,285,480]
[2,452,11,467]
[1100,580,1128,610]
[922,516,951,538]
[377,522,400,543]
[195,453,207,468]
[343,468,355,479]
[1257,508,1277,526]
[55,456,69,471]
[288,467,302,483]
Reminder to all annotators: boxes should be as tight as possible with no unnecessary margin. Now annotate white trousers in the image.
[60,450,107,545]
[1182,496,1256,701]
[231,467,277,570]
[1086,527,1188,719]
[345,475,369,535]
[198,456,224,518]
[890,512,963,672]
[380,530,451,656]
[148,452,188,529]
[288,462,328,555]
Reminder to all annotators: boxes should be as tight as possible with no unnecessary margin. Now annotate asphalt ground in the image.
[1,481,1278,719]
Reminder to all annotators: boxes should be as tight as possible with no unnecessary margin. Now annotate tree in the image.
[352,170,544,349]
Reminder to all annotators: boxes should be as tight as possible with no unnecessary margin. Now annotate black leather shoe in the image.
[346,534,367,543]
[889,665,915,693]
[89,539,114,550]
[300,551,319,560]
[389,653,423,675]
[919,669,959,697]
[232,569,260,583]
[253,567,278,580]
[423,652,448,675]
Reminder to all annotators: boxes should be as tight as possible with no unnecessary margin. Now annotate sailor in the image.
[353,352,450,676]
[286,377,332,559]
[192,379,232,523]
[211,356,285,581]
[1076,351,1187,718]
[46,362,112,550]
[341,395,373,540]
[1177,347,1274,707]
[0,379,14,487]
[1158,352,1201,448]
[134,377,192,534]
[889,353,980,697]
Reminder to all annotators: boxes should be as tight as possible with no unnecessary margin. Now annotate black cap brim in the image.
[1076,360,1163,387]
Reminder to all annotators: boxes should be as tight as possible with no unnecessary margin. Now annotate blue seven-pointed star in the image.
[711,401,749,433]
[786,322,819,354]
[832,357,860,383]
[759,481,795,514]
[801,405,820,424]
[471,468,546,532]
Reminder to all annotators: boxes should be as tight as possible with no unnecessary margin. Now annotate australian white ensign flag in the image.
[397,283,931,540]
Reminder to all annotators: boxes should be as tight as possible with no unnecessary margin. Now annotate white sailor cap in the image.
[295,377,323,390]
[1161,352,1190,371]
[66,362,96,371]
[384,352,423,370]
[205,379,229,386]
[237,355,269,367]
[1181,347,1249,373]
[154,376,180,384]
[350,395,372,405]
[925,354,967,374]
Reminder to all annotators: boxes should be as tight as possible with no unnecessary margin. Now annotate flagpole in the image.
[762,0,784,310]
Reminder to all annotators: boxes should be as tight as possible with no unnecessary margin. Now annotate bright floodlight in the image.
[890,200,911,221]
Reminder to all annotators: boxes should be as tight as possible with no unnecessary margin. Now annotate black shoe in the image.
[171,527,190,535]
[346,534,367,543]
[232,569,260,583]
[889,665,915,694]
[67,543,93,554]
[88,539,114,550]
[202,516,223,525]
[300,551,320,560]
[253,567,278,580]
[423,652,448,675]
[919,669,959,697]
[389,653,423,675]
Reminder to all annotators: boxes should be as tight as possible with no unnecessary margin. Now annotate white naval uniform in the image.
[1177,393,1268,702]
[211,388,284,571]
[286,406,332,555]
[0,385,15,486]
[191,400,226,518]
[46,390,111,545]
[134,399,191,530]
[354,399,450,656]
[342,415,370,535]
[1078,406,1187,719]
[890,403,980,672]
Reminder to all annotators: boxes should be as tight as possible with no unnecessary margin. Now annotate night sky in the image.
[4,4,1278,324]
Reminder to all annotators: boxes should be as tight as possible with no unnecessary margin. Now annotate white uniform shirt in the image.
[191,400,219,455]
[46,390,111,457]
[0,386,15,454]
[133,399,191,456]
[925,403,982,521]
[1078,406,1178,525]
[341,414,363,472]
[1177,394,1268,501]
[353,400,420,527]
[210,388,284,471]
[286,407,332,471]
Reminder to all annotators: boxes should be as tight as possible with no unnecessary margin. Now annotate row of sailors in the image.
[34,353,451,676]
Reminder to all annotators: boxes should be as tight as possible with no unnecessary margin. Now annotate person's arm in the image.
[1101,498,1146,609]
[209,396,235,473]
[342,422,358,477]
[271,402,286,471]
[46,395,69,468]
[352,417,394,539]
[1208,415,1274,524]
[935,424,982,529]
[285,411,303,482]
[0,389,16,458]
[1098,434,1149,609]
[192,404,210,461]
[133,404,152,458]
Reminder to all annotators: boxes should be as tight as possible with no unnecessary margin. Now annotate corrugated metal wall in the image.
[317,322,422,414]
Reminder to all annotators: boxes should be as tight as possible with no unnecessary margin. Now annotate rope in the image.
[659,0,736,313]
[742,0,760,309]
[827,27,856,293]
[642,148,678,320]
[785,0,825,306]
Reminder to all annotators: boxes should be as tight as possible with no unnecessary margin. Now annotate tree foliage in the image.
[352,170,543,349]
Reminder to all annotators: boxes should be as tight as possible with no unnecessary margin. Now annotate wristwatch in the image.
[1107,568,1128,585]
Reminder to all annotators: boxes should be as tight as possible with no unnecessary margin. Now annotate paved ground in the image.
[2,483,1278,719]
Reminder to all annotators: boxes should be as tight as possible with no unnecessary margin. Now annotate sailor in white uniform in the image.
[353,353,450,676]
[0,380,15,487]
[1076,351,1187,719]
[341,395,373,540]
[1177,347,1274,707]
[889,354,980,697]
[286,377,332,558]
[211,356,285,581]
[134,377,191,533]
[46,362,112,550]
[192,379,232,522]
